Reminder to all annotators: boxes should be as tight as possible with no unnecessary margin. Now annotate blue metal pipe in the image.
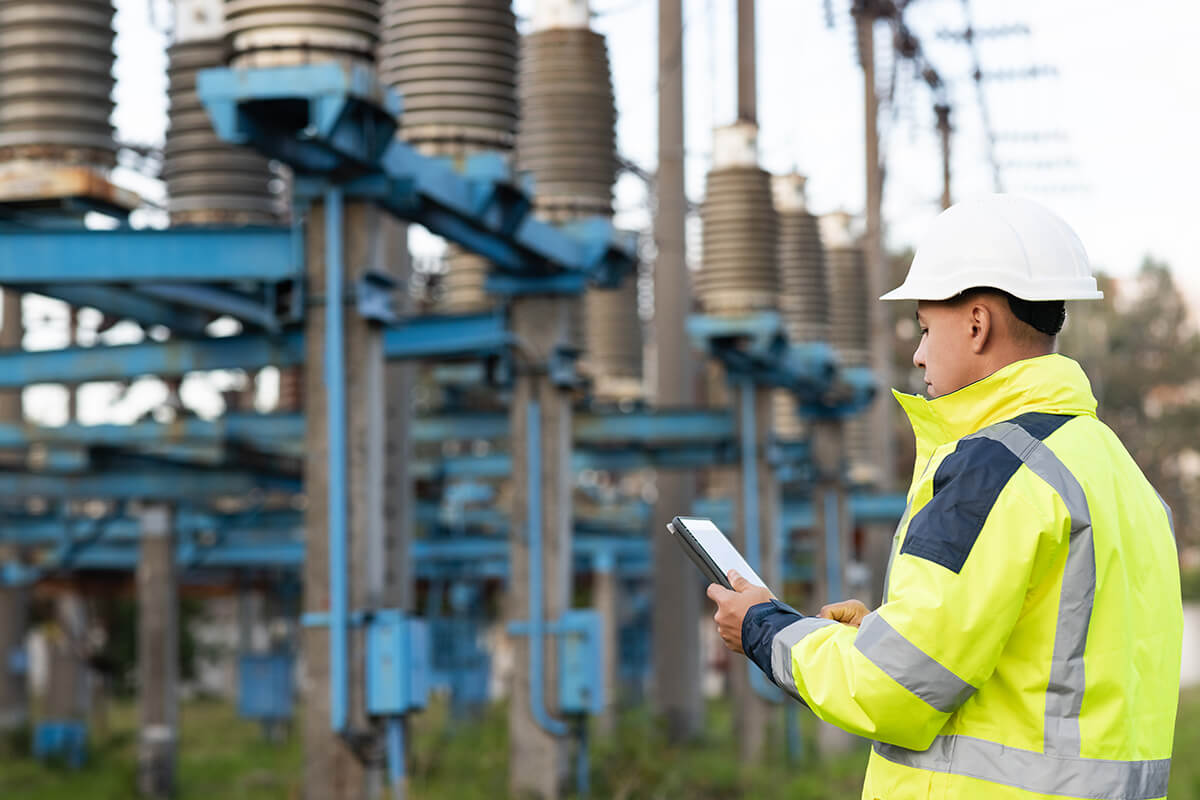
[739,381,781,701]
[324,187,350,735]
[385,717,406,799]
[824,492,843,602]
[739,381,759,577]
[527,397,567,737]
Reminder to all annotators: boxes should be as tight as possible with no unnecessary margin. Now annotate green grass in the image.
[0,699,302,800]
[4,689,1200,798]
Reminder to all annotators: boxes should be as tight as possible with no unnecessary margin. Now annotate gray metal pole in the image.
[508,296,574,800]
[651,0,702,743]
[137,504,178,799]
[301,199,387,800]
[737,0,757,124]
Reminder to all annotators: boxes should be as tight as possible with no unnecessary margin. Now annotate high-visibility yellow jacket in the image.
[743,354,1182,799]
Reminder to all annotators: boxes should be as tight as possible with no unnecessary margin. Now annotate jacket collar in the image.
[893,354,1098,477]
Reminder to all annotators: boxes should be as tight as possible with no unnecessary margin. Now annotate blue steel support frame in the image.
[198,63,636,290]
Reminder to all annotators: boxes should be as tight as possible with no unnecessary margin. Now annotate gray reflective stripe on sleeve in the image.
[873,736,1170,800]
[854,612,976,713]
[880,498,912,604]
[770,617,837,700]
[968,421,1094,758]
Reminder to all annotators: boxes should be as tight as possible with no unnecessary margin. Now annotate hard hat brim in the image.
[879,280,1104,303]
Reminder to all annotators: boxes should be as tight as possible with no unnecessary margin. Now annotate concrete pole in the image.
[380,213,416,796]
[0,291,21,420]
[855,8,895,492]
[137,504,178,799]
[650,0,702,743]
[935,104,953,211]
[508,296,573,800]
[592,553,619,736]
[808,421,856,753]
[736,0,756,124]
[301,198,388,800]
[730,384,778,764]
[381,217,414,616]
[0,290,27,734]
[44,591,90,724]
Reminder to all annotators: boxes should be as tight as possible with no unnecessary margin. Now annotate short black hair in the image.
[956,288,1066,336]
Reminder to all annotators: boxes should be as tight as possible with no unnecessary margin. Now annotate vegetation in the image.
[6,688,1200,798]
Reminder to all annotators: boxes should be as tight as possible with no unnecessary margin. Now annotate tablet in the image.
[667,516,770,592]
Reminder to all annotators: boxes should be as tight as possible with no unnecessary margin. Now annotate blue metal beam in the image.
[0,469,299,499]
[0,310,516,386]
[137,284,282,332]
[0,227,296,284]
[383,312,512,361]
[27,285,213,336]
[0,332,304,386]
[574,408,734,444]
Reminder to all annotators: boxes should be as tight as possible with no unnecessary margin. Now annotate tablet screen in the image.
[676,517,769,589]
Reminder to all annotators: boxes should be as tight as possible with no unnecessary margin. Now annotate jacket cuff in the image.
[742,599,805,678]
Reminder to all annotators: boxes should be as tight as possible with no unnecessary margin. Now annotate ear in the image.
[968,302,992,354]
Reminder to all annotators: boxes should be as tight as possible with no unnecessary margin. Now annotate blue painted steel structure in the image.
[0,58,903,784]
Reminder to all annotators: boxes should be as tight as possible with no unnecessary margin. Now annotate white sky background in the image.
[22,0,1200,424]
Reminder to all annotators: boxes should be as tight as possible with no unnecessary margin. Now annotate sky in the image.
[21,0,1200,423]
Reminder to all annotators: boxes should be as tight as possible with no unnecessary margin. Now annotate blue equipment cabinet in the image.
[366,611,430,716]
[238,652,295,722]
[557,610,605,716]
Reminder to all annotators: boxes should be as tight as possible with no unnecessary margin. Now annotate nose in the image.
[913,334,927,370]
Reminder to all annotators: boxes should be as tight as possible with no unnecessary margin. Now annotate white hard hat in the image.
[880,195,1103,302]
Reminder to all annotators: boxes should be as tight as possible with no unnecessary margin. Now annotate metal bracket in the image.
[355,270,401,324]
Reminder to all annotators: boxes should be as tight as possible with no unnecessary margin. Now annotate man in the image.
[707,195,1182,799]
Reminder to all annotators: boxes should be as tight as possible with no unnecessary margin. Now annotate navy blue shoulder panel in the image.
[1008,412,1074,441]
[899,413,1075,574]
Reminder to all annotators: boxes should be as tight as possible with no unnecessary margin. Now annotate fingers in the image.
[818,600,869,626]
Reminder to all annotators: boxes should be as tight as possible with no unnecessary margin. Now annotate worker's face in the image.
[913,301,978,399]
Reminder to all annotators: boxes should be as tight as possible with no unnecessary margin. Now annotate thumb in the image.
[728,570,751,592]
[706,583,732,604]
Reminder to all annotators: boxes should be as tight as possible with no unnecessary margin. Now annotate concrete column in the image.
[730,384,779,763]
[0,584,28,732]
[855,7,896,494]
[380,217,414,615]
[508,295,573,800]
[137,504,178,799]
[592,553,619,736]
[44,591,90,723]
[651,0,702,744]
[0,291,28,734]
[0,290,21,419]
[301,198,388,800]
[809,420,857,754]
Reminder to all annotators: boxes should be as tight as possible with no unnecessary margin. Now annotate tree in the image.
[1059,258,1200,550]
